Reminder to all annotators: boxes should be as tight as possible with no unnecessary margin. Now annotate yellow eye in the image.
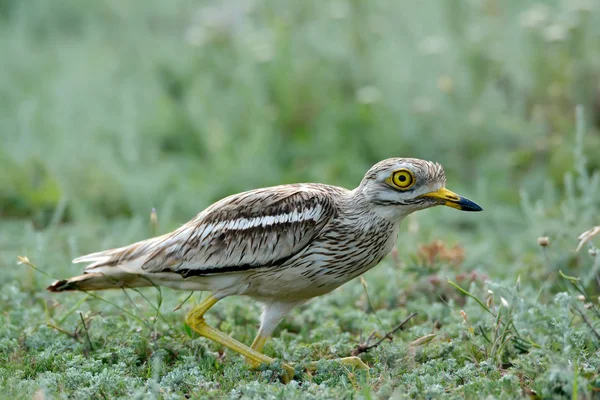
[390,169,415,190]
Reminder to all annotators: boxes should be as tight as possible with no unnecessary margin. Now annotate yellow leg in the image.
[251,334,269,352]
[291,356,369,371]
[185,295,294,383]
[336,357,369,369]
[245,334,270,368]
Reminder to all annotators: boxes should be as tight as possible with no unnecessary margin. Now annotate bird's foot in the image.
[336,356,370,370]
[246,356,367,383]
[245,358,295,383]
[290,356,369,371]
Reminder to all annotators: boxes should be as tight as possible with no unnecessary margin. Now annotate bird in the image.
[47,157,482,382]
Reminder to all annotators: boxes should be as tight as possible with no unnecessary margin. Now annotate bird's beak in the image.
[419,187,483,212]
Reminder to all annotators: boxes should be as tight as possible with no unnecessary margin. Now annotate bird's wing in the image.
[75,184,338,277]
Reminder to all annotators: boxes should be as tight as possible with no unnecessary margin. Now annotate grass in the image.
[1,0,600,398]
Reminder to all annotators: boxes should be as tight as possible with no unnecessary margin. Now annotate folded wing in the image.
[76,184,338,277]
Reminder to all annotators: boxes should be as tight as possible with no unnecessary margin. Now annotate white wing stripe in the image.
[193,206,323,239]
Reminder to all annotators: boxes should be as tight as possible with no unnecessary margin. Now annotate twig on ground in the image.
[351,313,417,356]
[571,306,600,341]
[46,323,81,342]
[79,311,95,352]
[47,311,100,344]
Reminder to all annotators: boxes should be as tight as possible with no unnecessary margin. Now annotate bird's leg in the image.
[185,295,294,383]
[250,334,269,352]
[243,300,300,370]
[244,333,270,368]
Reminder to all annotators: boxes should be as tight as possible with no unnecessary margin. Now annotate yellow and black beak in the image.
[420,187,483,212]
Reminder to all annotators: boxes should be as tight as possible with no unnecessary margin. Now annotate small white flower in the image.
[568,0,594,12]
[437,75,454,94]
[330,1,349,20]
[576,226,600,252]
[468,109,484,126]
[252,42,274,63]
[543,24,568,42]
[185,25,206,46]
[418,36,447,55]
[356,86,381,104]
[500,297,510,308]
[519,4,550,29]
[17,256,31,265]
[412,96,434,114]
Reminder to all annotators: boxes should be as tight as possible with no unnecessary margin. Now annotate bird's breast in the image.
[242,216,400,300]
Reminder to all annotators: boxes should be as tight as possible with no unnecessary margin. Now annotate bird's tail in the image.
[47,233,172,292]
[47,272,152,292]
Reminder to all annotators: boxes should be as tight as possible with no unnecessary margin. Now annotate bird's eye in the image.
[390,169,415,190]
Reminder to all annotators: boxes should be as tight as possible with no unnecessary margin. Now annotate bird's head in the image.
[359,158,482,219]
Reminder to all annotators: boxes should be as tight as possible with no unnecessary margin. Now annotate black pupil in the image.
[398,175,407,182]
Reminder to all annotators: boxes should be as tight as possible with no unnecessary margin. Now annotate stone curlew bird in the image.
[48,158,482,381]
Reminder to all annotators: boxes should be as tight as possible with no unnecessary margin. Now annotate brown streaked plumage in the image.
[47,157,482,382]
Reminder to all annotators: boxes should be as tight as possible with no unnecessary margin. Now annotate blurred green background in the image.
[2,0,600,398]
[2,0,598,227]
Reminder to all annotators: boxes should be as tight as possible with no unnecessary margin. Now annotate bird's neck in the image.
[346,188,410,224]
